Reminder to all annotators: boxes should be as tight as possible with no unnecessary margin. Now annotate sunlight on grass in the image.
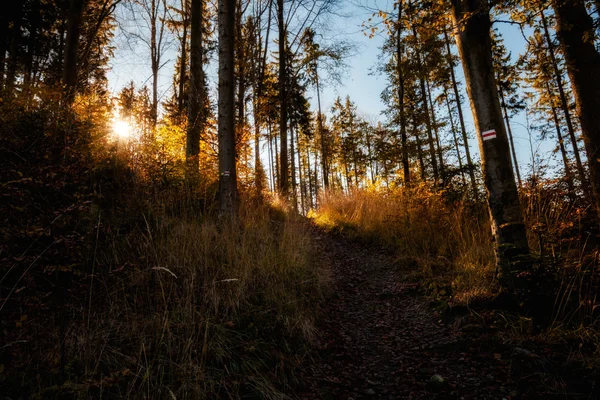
[311,186,497,304]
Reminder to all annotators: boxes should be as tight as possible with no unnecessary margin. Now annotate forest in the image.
[1,0,600,398]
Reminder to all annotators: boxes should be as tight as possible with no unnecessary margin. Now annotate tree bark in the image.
[413,25,439,185]
[547,82,576,196]
[218,0,238,214]
[253,0,272,190]
[316,66,329,189]
[411,104,426,181]
[444,27,478,200]
[444,86,467,186]
[277,0,289,195]
[186,0,205,172]
[0,10,7,91]
[178,0,189,115]
[427,78,445,184]
[498,85,522,189]
[553,0,600,211]
[290,121,298,210]
[451,0,529,284]
[541,9,587,191]
[396,3,410,185]
[63,0,86,103]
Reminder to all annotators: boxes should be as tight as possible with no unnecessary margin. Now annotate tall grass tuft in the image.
[310,185,496,303]
[3,186,327,399]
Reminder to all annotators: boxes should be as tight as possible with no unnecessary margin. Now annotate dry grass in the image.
[311,183,600,331]
[310,185,496,304]
[5,189,327,399]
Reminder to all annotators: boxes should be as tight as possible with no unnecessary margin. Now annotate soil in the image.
[298,230,598,400]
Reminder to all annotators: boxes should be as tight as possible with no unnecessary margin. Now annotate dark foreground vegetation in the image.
[1,105,326,398]
[2,0,600,398]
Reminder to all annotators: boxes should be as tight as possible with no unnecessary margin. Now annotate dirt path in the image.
[299,231,515,400]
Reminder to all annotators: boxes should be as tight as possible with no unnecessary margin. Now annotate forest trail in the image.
[299,230,515,400]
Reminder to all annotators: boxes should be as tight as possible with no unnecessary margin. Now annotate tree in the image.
[552,0,600,211]
[128,0,170,127]
[277,0,289,195]
[63,0,87,103]
[218,0,237,214]
[492,29,523,189]
[186,0,206,173]
[450,0,529,285]
[540,9,587,192]
[443,26,478,199]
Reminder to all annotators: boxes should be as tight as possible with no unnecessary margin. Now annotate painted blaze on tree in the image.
[450,0,529,285]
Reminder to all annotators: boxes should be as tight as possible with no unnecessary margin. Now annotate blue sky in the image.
[107,0,561,179]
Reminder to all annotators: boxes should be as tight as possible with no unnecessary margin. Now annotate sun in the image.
[112,117,132,140]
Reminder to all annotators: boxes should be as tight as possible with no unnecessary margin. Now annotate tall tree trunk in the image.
[178,0,189,115]
[450,0,529,284]
[277,0,289,194]
[444,86,467,186]
[218,0,237,214]
[553,0,600,211]
[306,146,314,209]
[366,130,375,184]
[315,66,329,189]
[427,78,445,183]
[498,85,522,189]
[412,106,426,181]
[275,133,280,188]
[297,131,306,213]
[253,0,272,190]
[313,152,320,206]
[0,11,7,91]
[290,121,298,210]
[413,26,439,185]
[548,83,576,196]
[396,4,410,185]
[541,9,587,191]
[186,0,205,173]
[268,124,275,192]
[63,0,86,103]
[444,28,478,200]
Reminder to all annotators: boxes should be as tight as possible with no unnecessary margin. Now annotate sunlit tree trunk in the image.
[297,131,306,213]
[218,0,237,214]
[552,0,600,211]
[307,146,314,209]
[268,124,275,191]
[290,121,298,211]
[451,0,529,284]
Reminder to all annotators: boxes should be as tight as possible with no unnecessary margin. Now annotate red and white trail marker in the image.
[482,129,497,141]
